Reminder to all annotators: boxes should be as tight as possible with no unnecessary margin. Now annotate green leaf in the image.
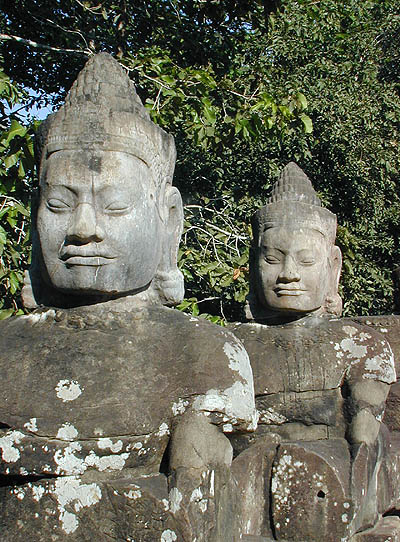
[8,272,20,294]
[5,120,26,144]
[297,92,308,109]
[203,105,217,125]
[4,153,19,169]
[300,113,313,133]
[0,309,14,321]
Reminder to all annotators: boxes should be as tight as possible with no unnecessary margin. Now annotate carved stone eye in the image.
[104,201,132,214]
[46,198,70,211]
[265,255,281,264]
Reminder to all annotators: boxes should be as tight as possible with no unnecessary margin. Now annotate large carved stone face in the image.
[257,226,330,315]
[37,149,163,296]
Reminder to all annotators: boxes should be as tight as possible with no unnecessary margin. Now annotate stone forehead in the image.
[253,201,337,245]
[40,147,147,177]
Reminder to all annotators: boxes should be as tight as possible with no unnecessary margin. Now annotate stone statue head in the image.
[24,53,184,308]
[247,162,342,323]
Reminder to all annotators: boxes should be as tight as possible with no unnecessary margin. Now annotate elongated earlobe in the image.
[152,184,184,306]
[324,245,343,316]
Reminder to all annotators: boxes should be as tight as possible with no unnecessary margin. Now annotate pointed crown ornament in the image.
[36,53,176,200]
[253,162,337,244]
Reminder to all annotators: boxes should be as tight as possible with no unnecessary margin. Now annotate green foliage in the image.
[177,193,253,322]
[127,49,312,150]
[262,0,400,315]
[0,70,35,318]
[0,0,399,320]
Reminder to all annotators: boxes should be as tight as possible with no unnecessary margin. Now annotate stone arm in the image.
[168,410,239,542]
[165,332,257,541]
[343,327,396,447]
[170,410,233,471]
[346,379,391,446]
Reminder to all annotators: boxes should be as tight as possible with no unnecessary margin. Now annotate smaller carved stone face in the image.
[37,149,163,296]
[257,226,330,315]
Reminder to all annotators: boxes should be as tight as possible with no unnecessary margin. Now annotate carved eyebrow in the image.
[43,185,78,197]
[261,245,286,254]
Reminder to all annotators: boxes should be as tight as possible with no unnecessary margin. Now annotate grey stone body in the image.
[0,303,255,541]
[0,53,257,541]
[231,316,396,541]
[232,317,394,447]
[353,315,400,432]
[229,163,398,542]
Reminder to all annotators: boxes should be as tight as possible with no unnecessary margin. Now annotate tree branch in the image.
[0,33,92,56]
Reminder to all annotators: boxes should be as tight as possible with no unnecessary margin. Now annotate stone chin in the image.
[43,259,159,298]
[263,293,326,316]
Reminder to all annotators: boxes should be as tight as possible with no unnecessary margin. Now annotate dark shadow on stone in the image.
[383,508,400,518]
[159,439,171,476]
[0,473,58,488]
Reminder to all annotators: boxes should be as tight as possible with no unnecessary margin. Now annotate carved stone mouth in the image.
[62,255,116,266]
[274,288,305,296]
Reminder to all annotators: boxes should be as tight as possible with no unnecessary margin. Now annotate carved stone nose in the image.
[278,256,300,282]
[67,203,105,243]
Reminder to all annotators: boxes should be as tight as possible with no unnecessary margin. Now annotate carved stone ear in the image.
[331,245,342,293]
[324,245,343,316]
[153,183,185,306]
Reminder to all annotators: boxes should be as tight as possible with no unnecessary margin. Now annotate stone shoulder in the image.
[0,306,257,439]
[228,317,395,395]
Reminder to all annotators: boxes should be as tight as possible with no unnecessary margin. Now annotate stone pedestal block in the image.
[271,439,352,542]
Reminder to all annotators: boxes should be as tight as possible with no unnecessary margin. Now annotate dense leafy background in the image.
[1,0,399,320]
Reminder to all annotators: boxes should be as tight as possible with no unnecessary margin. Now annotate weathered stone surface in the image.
[271,439,352,542]
[246,162,342,324]
[352,316,400,431]
[350,517,400,541]
[1,52,257,541]
[231,317,395,447]
[232,434,281,538]
[27,52,183,309]
[376,431,400,516]
[384,382,400,431]
[0,303,256,539]
[229,163,396,541]
[168,464,240,542]
[0,474,184,541]
[353,315,400,376]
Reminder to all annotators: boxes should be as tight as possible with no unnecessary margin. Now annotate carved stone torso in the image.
[230,317,395,446]
[0,303,255,540]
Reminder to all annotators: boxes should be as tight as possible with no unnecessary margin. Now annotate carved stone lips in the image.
[60,250,116,266]
[63,256,115,266]
[274,287,305,296]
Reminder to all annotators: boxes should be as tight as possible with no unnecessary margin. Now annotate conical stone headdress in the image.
[253,162,337,244]
[36,53,176,196]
